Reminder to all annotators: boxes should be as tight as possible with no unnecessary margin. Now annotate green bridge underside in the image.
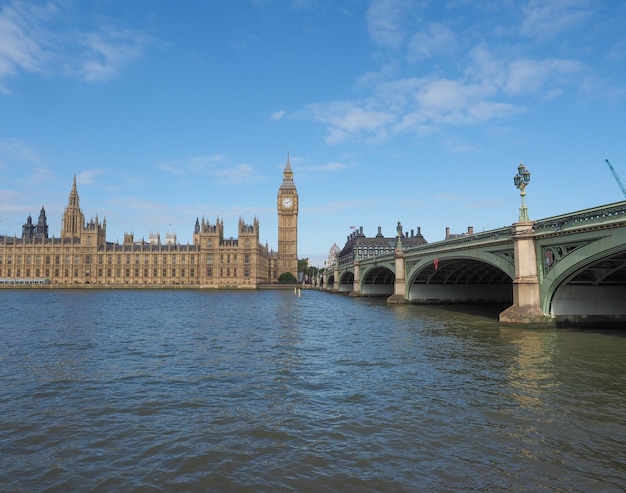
[325,201,626,325]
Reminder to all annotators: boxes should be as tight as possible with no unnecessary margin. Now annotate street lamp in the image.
[513,161,531,222]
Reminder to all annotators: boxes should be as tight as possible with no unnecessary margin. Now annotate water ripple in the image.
[0,290,625,492]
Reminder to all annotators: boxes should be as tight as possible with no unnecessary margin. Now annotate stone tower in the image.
[22,214,35,240]
[277,154,298,280]
[60,175,106,247]
[61,174,85,239]
[36,206,49,239]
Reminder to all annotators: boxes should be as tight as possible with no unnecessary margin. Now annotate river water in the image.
[0,289,624,492]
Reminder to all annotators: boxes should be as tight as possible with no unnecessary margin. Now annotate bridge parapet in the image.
[534,201,626,234]
[403,226,513,254]
[341,226,514,269]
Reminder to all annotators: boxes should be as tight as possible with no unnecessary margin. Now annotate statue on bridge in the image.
[396,221,403,250]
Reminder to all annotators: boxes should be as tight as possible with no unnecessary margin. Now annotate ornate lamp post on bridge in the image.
[499,160,549,324]
[514,162,531,222]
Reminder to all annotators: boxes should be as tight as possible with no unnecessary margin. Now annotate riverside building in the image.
[337,225,428,267]
[0,157,299,287]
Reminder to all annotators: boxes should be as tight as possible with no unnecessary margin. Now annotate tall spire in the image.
[69,173,79,207]
[61,174,85,238]
[280,153,295,190]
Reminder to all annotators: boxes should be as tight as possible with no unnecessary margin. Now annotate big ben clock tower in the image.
[277,154,298,280]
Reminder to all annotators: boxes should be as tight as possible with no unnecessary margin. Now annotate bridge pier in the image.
[387,245,407,304]
[500,221,552,324]
[349,259,361,297]
[333,266,340,293]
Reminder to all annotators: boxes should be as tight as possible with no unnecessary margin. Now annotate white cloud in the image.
[299,1,603,146]
[465,101,522,122]
[521,0,591,40]
[417,78,468,114]
[465,45,507,96]
[355,62,400,91]
[407,23,456,62]
[28,167,55,185]
[156,162,185,175]
[309,67,526,142]
[77,27,150,82]
[504,58,581,95]
[0,0,151,88]
[77,168,106,185]
[0,138,41,163]
[271,109,286,120]
[307,30,588,143]
[0,1,51,85]
[212,163,257,184]
[156,155,259,184]
[366,0,417,51]
[300,161,348,172]
[307,100,395,144]
[187,155,226,174]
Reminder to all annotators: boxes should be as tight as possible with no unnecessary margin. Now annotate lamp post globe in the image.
[514,161,531,222]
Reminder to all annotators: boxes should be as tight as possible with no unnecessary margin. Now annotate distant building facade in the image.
[445,226,474,240]
[337,225,427,267]
[0,158,298,287]
[325,242,340,270]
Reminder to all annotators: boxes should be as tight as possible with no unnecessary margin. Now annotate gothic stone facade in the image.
[0,159,298,287]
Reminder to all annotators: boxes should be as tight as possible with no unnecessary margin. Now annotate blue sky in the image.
[1,0,625,267]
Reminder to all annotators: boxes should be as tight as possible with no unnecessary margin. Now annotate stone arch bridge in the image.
[315,201,626,326]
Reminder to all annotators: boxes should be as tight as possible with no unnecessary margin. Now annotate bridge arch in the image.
[540,230,626,322]
[338,270,354,293]
[326,273,334,291]
[406,252,514,303]
[360,263,395,296]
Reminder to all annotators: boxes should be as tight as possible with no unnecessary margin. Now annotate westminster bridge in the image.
[315,201,626,326]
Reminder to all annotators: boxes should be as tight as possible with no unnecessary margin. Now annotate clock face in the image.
[281,197,293,208]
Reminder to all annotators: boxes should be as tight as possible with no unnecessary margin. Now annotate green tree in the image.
[278,272,297,283]
[298,258,320,284]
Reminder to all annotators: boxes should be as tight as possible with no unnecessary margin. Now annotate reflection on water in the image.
[0,290,625,492]
[502,328,559,409]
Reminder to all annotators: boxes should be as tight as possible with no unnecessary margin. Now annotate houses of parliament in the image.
[0,157,299,287]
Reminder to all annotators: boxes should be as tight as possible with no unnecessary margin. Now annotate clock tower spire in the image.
[277,154,298,280]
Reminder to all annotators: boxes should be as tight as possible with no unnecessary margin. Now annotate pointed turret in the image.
[69,174,79,207]
[34,206,49,239]
[279,153,296,191]
[61,174,85,239]
[22,214,35,240]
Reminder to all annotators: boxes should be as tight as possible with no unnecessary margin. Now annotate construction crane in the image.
[604,159,626,198]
